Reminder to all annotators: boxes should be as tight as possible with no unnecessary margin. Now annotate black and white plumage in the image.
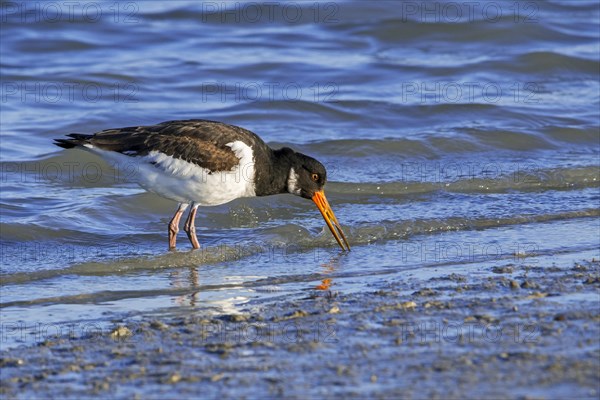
[54,119,350,251]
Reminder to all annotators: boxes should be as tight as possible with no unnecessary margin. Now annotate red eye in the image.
[311,173,319,182]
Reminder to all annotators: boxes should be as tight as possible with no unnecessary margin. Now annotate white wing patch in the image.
[145,150,201,179]
[83,140,256,206]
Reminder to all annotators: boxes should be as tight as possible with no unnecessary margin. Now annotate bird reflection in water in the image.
[170,267,200,307]
[167,251,345,305]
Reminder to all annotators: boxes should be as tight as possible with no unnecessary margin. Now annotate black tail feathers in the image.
[53,133,93,149]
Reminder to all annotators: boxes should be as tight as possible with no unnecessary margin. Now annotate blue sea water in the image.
[0,0,598,349]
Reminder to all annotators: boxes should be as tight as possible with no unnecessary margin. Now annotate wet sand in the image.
[1,257,599,399]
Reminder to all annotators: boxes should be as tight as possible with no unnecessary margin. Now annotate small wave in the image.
[512,51,599,75]
[328,165,600,197]
[2,208,597,287]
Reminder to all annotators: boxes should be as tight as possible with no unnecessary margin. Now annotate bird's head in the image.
[282,148,350,251]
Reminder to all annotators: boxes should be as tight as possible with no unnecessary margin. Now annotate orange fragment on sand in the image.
[316,278,332,290]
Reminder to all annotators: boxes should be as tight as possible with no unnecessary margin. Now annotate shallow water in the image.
[1,1,599,350]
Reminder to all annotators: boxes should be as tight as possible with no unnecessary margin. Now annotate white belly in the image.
[85,141,256,206]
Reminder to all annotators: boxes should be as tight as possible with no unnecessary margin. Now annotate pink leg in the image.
[168,203,188,250]
[184,203,200,249]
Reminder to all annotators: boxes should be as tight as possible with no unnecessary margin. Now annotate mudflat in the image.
[2,256,598,399]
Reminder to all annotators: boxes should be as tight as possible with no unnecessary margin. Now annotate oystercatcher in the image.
[54,119,350,251]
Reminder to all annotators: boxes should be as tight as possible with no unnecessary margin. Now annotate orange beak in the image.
[312,190,351,251]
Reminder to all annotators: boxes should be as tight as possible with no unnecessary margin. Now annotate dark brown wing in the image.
[55,119,270,173]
